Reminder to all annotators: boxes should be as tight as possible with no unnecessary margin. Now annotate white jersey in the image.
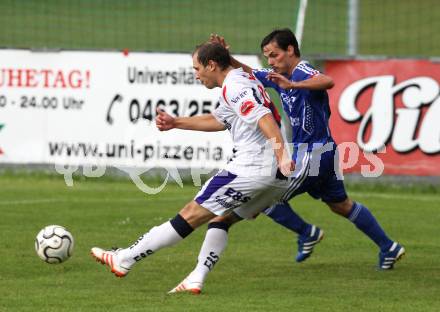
[212,68,278,177]
[194,68,289,218]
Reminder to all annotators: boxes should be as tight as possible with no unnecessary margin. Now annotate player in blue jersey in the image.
[216,29,405,269]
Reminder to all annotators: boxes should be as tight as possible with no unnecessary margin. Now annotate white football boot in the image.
[91,247,131,278]
[168,278,203,295]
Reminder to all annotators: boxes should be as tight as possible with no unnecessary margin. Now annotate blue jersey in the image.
[253,61,333,155]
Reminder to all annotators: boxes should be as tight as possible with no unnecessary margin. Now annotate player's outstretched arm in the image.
[257,113,294,177]
[156,109,225,132]
[209,34,253,75]
[267,72,334,90]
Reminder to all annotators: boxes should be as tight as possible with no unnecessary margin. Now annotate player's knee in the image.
[326,198,353,217]
[208,213,241,230]
[179,201,215,229]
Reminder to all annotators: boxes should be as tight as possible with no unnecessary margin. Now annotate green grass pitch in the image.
[0,0,438,57]
[1,174,439,311]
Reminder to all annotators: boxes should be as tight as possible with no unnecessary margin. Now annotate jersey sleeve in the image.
[295,62,321,81]
[212,102,227,124]
[225,85,271,128]
[252,68,279,89]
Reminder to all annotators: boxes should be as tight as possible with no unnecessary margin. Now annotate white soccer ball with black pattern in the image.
[35,225,74,263]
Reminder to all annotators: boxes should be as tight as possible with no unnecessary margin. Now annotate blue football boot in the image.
[379,242,405,270]
[296,225,324,262]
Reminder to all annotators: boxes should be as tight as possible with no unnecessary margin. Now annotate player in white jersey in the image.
[90,42,291,292]
[190,65,289,218]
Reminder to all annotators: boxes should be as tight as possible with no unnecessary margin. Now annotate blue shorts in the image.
[282,146,347,203]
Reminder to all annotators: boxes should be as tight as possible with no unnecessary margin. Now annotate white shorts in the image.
[194,170,289,219]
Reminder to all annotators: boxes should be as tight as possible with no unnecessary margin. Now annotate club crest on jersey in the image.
[240,100,255,116]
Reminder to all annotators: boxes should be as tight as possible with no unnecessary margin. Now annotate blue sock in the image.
[348,202,393,251]
[263,201,311,236]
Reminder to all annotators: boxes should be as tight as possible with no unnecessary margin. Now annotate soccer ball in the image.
[35,225,74,263]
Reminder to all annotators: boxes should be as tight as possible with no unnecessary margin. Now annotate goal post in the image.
[295,0,308,48]
[348,0,359,56]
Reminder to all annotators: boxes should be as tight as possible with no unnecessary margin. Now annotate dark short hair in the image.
[260,28,300,57]
[193,42,232,70]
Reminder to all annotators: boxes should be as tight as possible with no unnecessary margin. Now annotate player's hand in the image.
[267,72,296,90]
[209,33,230,50]
[155,108,175,131]
[279,153,295,177]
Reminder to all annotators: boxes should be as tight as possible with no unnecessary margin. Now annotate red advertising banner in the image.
[326,60,440,176]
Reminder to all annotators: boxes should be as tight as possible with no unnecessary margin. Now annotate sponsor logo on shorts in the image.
[224,187,251,203]
[214,196,240,209]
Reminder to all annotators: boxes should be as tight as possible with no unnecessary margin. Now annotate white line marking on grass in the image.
[0,197,186,206]
[1,192,436,206]
[349,192,440,202]
[0,199,63,205]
